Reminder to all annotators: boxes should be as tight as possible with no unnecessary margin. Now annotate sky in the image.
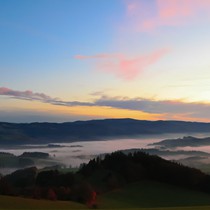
[1,0,210,123]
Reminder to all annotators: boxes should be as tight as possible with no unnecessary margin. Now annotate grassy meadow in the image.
[98,181,210,209]
[0,195,85,209]
[1,195,210,210]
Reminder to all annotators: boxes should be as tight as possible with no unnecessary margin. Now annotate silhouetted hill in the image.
[120,148,210,157]
[151,136,210,148]
[1,118,210,144]
[79,151,210,194]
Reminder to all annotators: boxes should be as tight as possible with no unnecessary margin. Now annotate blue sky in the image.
[1,0,210,122]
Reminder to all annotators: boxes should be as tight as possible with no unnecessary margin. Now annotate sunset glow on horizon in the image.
[1,0,210,122]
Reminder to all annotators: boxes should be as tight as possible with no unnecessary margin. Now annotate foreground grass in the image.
[98,181,210,209]
[0,195,85,209]
[2,207,210,210]
[1,195,210,210]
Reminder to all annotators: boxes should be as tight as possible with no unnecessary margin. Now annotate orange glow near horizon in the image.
[2,97,210,123]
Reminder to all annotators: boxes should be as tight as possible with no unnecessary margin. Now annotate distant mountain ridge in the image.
[1,118,210,145]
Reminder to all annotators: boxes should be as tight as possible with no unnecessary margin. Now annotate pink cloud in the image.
[125,0,210,31]
[0,87,53,101]
[75,48,170,80]
[158,0,192,19]
[0,87,94,106]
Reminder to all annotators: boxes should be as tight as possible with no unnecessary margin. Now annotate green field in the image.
[98,181,210,209]
[0,195,85,209]
[1,195,210,210]
[1,180,210,210]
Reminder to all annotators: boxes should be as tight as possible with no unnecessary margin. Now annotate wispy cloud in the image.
[94,96,210,120]
[125,0,210,31]
[1,87,210,121]
[0,87,93,106]
[74,48,170,80]
[0,87,54,101]
[94,96,208,114]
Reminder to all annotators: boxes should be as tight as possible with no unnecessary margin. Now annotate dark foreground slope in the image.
[98,181,210,208]
[2,151,210,208]
[1,118,210,144]
[0,195,85,209]
[2,182,210,209]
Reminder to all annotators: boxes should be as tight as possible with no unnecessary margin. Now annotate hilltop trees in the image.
[79,151,210,193]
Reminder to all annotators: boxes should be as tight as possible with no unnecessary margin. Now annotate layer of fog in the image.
[1,132,210,175]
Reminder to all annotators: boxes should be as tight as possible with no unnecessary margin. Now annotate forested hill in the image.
[79,151,210,193]
[1,118,210,144]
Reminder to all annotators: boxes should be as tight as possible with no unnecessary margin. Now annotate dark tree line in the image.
[0,167,96,207]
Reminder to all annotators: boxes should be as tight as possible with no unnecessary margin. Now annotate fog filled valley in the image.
[2,120,210,209]
[2,132,210,175]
